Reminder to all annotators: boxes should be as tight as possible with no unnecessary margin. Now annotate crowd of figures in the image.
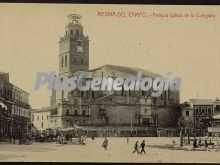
[1,128,87,145]
[192,138,219,150]
[33,129,87,145]
[0,132,33,145]
[171,136,220,151]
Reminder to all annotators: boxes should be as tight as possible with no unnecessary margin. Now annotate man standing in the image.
[132,141,140,154]
[140,140,146,154]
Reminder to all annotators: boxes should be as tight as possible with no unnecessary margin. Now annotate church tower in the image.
[55,14,90,104]
[50,14,91,128]
[59,14,89,78]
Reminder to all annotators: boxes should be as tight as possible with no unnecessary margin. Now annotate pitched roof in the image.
[31,104,58,113]
[0,72,8,75]
[180,102,192,108]
[189,99,213,106]
[91,64,161,78]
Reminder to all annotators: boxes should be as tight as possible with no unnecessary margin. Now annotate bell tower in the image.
[59,14,89,78]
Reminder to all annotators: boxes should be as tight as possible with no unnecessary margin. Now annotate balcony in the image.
[68,98,90,105]
[113,96,137,105]
[98,112,107,119]
[64,113,91,117]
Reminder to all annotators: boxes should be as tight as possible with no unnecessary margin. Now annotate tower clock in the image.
[58,14,89,77]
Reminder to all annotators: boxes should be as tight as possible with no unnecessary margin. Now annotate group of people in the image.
[101,137,146,154]
[133,140,146,154]
[193,138,216,149]
[57,134,86,145]
[11,133,33,145]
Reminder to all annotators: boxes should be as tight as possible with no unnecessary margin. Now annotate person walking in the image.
[102,137,108,150]
[18,133,22,145]
[193,138,197,149]
[172,139,176,147]
[91,134,95,140]
[12,134,16,144]
[204,139,208,149]
[215,141,220,152]
[140,140,146,154]
[198,138,202,147]
[132,141,140,154]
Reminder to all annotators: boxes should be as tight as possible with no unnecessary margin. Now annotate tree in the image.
[195,114,213,136]
[178,116,193,146]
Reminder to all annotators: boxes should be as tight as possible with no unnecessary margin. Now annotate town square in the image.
[0,4,220,163]
[0,137,220,163]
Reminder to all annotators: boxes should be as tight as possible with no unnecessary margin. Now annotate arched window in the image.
[82,110,86,116]
[66,109,69,115]
[70,30,73,35]
[73,57,77,63]
[121,86,124,96]
[66,31,67,35]
[76,30,79,35]
[74,110,78,116]
[65,55,67,67]
[62,90,64,100]
[61,56,64,67]
[81,58,84,64]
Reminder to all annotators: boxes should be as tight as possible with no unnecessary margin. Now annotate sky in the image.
[0,4,219,109]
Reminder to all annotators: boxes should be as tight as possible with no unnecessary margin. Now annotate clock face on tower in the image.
[77,45,84,53]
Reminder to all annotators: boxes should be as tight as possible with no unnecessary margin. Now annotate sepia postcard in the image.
[0,3,220,163]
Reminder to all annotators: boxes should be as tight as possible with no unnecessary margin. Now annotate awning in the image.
[213,114,220,120]
[208,127,220,132]
[60,127,75,131]
[0,102,7,110]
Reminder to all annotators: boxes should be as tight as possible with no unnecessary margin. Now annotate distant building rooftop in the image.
[189,99,213,106]
[180,102,192,107]
[0,72,8,75]
[95,64,161,78]
[31,104,58,113]
[73,64,162,79]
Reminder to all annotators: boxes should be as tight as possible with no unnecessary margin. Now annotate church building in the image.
[33,14,180,136]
